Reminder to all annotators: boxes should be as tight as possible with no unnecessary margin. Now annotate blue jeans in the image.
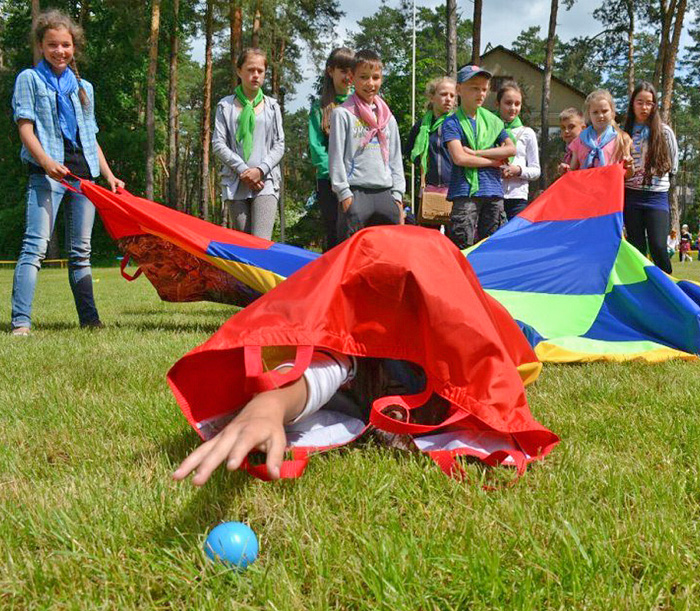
[11,174,100,328]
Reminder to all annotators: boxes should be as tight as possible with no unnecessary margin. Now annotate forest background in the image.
[0,0,698,260]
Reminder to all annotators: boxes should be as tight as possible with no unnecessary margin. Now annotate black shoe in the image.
[80,320,105,330]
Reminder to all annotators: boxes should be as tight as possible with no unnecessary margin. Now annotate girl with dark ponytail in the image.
[308,47,355,250]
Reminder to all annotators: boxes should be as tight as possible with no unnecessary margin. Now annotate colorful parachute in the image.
[79,181,318,307]
[466,164,700,362]
[80,164,700,363]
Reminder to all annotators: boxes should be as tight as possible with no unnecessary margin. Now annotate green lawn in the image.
[2,265,700,610]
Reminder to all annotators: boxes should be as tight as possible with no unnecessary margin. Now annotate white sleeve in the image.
[514,128,541,182]
[276,350,355,424]
[663,124,679,176]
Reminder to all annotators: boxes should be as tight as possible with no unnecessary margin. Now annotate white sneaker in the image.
[10,327,30,337]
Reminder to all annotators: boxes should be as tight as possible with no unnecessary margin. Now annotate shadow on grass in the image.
[119,305,235,317]
[144,428,260,547]
[111,320,226,334]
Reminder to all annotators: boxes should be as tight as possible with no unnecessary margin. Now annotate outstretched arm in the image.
[173,371,308,486]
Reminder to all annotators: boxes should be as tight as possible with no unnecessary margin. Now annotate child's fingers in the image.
[264,430,287,480]
[223,426,265,474]
[172,436,219,480]
[190,430,241,486]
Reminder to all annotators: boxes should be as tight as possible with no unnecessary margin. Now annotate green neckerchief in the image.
[503,116,523,147]
[410,110,450,175]
[456,106,505,196]
[503,116,523,163]
[335,93,350,104]
[235,85,264,161]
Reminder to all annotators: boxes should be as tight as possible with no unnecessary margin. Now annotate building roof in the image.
[480,45,587,100]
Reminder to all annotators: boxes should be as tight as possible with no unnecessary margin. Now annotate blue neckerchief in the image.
[632,123,650,142]
[34,59,80,147]
[579,125,617,169]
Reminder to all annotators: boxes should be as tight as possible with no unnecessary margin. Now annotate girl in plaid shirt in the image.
[10,10,123,336]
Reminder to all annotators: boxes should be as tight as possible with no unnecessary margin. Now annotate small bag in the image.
[418,172,452,224]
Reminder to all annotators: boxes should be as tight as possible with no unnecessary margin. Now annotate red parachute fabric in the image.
[168,226,558,480]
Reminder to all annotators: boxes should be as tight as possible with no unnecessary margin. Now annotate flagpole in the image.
[411,0,416,214]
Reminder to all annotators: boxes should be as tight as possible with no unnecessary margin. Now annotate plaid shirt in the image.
[12,68,100,178]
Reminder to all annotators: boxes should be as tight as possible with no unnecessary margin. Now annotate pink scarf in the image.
[342,93,392,163]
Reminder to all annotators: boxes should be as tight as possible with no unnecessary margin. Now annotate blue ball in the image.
[204,522,259,569]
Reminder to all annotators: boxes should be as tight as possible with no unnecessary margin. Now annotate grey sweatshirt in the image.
[212,93,285,201]
[328,104,406,202]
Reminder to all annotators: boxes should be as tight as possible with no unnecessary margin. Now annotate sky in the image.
[191,0,696,112]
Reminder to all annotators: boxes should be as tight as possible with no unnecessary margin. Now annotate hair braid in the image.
[70,58,90,109]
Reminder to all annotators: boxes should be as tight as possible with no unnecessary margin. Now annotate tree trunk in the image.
[446,0,457,78]
[660,0,686,122]
[252,0,262,47]
[32,0,41,64]
[278,87,286,242]
[230,0,243,88]
[626,0,635,99]
[659,0,686,235]
[145,0,161,201]
[200,0,214,220]
[470,0,482,64]
[539,0,559,190]
[168,0,180,210]
[653,0,674,91]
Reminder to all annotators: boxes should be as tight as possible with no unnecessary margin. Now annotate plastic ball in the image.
[204,522,259,569]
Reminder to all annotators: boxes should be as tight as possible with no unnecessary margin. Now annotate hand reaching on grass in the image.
[172,370,308,485]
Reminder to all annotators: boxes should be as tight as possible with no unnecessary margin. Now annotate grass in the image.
[2,263,700,610]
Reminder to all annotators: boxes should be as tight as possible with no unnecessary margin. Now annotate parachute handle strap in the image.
[370,391,471,435]
[244,345,314,394]
[428,449,527,487]
[241,447,310,481]
[120,254,143,281]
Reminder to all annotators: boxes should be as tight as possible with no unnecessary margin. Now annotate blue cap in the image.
[457,65,493,83]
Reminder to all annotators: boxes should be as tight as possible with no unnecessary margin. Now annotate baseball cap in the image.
[457,65,493,83]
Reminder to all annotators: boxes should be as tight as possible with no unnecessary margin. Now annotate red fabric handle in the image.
[120,254,143,281]
[242,448,309,481]
[244,345,314,394]
[428,449,527,484]
[370,394,471,435]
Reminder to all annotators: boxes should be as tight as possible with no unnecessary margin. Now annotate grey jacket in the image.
[212,93,285,200]
[328,105,406,202]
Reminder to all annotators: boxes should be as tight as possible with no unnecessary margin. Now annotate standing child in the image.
[557,107,585,175]
[623,82,678,274]
[443,65,516,249]
[406,77,456,219]
[212,48,284,240]
[308,48,354,251]
[568,89,633,175]
[328,49,406,241]
[680,225,693,263]
[495,81,540,220]
[10,10,124,336]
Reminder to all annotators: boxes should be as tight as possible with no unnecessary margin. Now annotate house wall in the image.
[480,50,586,129]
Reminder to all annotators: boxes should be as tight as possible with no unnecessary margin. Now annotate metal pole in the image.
[411,0,416,213]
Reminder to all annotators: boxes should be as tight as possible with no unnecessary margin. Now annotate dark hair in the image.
[320,47,354,133]
[33,9,89,108]
[236,47,267,70]
[352,49,382,71]
[624,81,671,182]
[496,80,522,105]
